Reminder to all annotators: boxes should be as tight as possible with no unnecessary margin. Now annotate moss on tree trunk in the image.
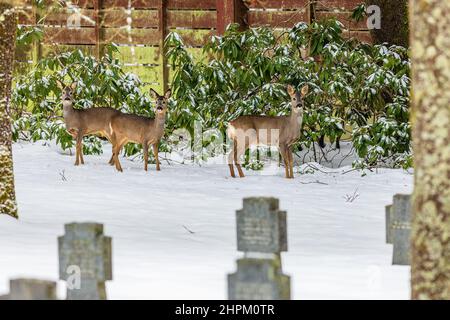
[410,0,450,300]
[0,2,18,219]
[366,0,409,47]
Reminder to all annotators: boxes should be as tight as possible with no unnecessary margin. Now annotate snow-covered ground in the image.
[0,142,413,299]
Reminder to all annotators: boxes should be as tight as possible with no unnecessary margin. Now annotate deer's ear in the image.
[70,82,77,91]
[287,85,296,97]
[301,85,309,97]
[164,89,172,100]
[150,88,159,99]
[56,79,64,89]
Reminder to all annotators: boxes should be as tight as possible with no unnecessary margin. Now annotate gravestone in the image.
[228,258,290,300]
[229,197,290,300]
[385,204,393,244]
[58,223,112,300]
[7,278,57,300]
[391,194,412,265]
[236,197,287,253]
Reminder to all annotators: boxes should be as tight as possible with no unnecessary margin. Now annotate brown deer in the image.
[59,82,121,166]
[227,85,309,179]
[109,89,171,172]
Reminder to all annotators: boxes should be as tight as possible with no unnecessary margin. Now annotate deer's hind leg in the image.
[143,141,149,172]
[234,142,247,178]
[108,145,115,165]
[113,140,126,172]
[228,142,236,178]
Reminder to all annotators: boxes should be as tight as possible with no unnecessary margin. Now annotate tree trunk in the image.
[410,0,450,300]
[366,0,409,47]
[0,2,18,219]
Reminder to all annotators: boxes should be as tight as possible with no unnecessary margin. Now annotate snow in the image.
[0,142,413,299]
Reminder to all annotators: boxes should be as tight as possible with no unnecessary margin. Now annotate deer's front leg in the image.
[279,145,290,179]
[79,137,85,165]
[288,146,294,179]
[74,131,83,166]
[152,142,160,171]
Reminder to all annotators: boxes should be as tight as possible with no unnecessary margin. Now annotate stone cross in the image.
[1,278,57,300]
[229,197,290,300]
[391,194,412,265]
[236,197,287,254]
[228,257,291,300]
[58,223,112,300]
[385,204,393,244]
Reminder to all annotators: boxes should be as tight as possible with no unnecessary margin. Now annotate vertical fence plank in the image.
[158,0,168,92]
[94,0,100,58]
[216,0,234,35]
[217,0,248,35]
[32,4,41,62]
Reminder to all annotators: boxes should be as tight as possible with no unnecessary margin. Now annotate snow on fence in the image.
[228,197,291,300]
[15,0,371,92]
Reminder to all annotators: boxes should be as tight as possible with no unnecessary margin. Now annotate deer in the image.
[109,88,171,172]
[58,82,121,166]
[227,85,309,179]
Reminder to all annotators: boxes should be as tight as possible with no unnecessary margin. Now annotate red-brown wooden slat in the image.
[167,0,216,10]
[18,10,35,24]
[315,0,364,11]
[168,29,216,47]
[167,10,216,29]
[343,30,372,43]
[248,10,308,28]
[103,28,160,45]
[44,27,97,45]
[101,0,159,9]
[42,0,95,9]
[101,0,216,9]
[102,9,159,28]
[246,0,308,9]
[315,11,367,30]
[43,9,96,27]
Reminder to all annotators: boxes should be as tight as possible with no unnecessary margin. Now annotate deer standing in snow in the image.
[59,82,121,166]
[227,85,309,179]
[109,89,171,172]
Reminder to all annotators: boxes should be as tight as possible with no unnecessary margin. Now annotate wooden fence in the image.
[15,0,370,92]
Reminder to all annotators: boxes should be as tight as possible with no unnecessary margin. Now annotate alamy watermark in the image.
[367,5,382,30]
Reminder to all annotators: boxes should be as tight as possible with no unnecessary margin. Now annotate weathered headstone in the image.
[228,197,291,300]
[385,204,393,244]
[6,278,57,300]
[236,197,287,253]
[391,194,412,265]
[228,257,290,300]
[58,223,112,300]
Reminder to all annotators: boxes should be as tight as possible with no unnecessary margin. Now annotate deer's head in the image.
[57,81,76,103]
[150,88,171,116]
[287,85,309,114]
